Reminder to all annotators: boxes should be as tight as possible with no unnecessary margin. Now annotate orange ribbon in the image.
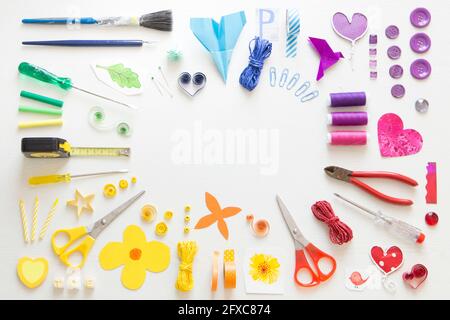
[211,251,219,291]
[224,249,236,289]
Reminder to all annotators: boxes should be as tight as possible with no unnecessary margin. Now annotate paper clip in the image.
[300,90,319,103]
[269,67,276,87]
[286,73,300,90]
[294,81,310,97]
[279,68,289,87]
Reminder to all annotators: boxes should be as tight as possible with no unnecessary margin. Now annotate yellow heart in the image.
[17,257,49,289]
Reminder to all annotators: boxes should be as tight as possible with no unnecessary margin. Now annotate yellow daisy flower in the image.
[249,253,280,284]
[99,225,170,290]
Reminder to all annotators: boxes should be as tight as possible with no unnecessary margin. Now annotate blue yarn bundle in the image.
[239,37,272,91]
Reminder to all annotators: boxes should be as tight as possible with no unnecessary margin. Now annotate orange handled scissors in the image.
[276,195,337,287]
[51,190,145,269]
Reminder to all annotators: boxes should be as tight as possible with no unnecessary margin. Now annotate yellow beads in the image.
[184,205,191,213]
[119,179,128,189]
[131,177,137,184]
[164,211,173,220]
[141,205,157,222]
[155,222,168,236]
[103,184,117,198]
[184,226,190,234]
[184,215,191,223]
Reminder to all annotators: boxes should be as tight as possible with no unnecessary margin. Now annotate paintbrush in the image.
[22,9,172,31]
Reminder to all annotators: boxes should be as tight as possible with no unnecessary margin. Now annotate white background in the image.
[1,0,449,300]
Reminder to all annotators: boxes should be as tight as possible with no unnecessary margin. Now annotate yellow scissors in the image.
[51,190,145,268]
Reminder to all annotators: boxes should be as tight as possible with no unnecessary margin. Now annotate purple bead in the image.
[370,71,377,79]
[385,25,399,39]
[389,65,403,79]
[369,34,378,44]
[387,45,401,59]
[369,60,377,68]
[410,33,431,53]
[410,8,431,28]
[329,112,368,126]
[410,59,432,79]
[391,84,405,98]
[369,48,377,56]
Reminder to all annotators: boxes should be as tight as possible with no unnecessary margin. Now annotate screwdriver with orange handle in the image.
[28,169,128,185]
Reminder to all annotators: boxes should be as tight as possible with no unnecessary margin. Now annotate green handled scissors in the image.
[51,190,145,268]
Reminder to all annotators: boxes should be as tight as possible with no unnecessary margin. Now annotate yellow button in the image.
[119,179,128,189]
[103,184,117,198]
[183,226,190,234]
[131,177,137,184]
[184,215,191,223]
[141,205,157,222]
[184,205,191,213]
[164,211,173,220]
[155,222,168,236]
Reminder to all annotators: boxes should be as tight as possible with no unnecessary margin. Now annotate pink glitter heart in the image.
[378,113,423,157]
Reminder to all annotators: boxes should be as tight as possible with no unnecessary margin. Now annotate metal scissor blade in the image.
[89,190,145,238]
[276,195,306,245]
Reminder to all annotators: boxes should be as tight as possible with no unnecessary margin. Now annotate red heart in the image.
[370,246,403,275]
[403,264,428,289]
[378,113,423,158]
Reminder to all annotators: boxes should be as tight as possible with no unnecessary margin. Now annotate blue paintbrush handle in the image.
[22,17,98,24]
[22,40,144,47]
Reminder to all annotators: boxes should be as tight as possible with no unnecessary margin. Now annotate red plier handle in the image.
[350,171,417,205]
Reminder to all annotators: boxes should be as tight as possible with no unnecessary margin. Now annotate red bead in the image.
[425,212,439,226]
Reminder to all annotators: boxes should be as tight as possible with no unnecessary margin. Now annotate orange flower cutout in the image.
[194,192,241,240]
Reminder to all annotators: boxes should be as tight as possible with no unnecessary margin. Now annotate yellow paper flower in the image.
[249,254,280,284]
[99,225,170,290]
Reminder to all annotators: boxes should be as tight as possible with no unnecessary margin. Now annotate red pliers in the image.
[324,166,418,206]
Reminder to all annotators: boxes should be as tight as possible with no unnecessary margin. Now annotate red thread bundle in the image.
[311,200,353,245]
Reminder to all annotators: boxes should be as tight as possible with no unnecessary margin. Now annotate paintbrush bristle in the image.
[139,10,172,31]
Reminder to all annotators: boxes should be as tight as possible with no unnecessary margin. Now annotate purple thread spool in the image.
[329,92,366,107]
[328,112,368,126]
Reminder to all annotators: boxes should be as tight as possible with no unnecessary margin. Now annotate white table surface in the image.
[1,0,449,300]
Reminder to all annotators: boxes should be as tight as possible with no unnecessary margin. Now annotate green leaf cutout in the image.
[96,64,141,89]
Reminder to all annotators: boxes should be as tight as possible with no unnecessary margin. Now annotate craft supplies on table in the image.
[246,214,270,237]
[178,72,207,96]
[239,37,272,91]
[334,193,425,244]
[328,131,367,145]
[99,225,170,290]
[276,195,336,287]
[285,9,300,58]
[403,264,428,289]
[175,241,198,291]
[425,162,437,204]
[311,200,353,245]
[223,249,237,289]
[19,200,30,243]
[309,37,343,81]
[30,196,39,241]
[17,257,49,289]
[328,91,366,107]
[19,105,62,116]
[38,199,58,240]
[425,212,438,226]
[22,10,173,31]
[18,119,63,129]
[28,169,128,185]
[67,190,95,218]
[21,137,130,158]
[22,40,156,47]
[53,191,145,268]
[370,245,403,292]
[18,62,136,109]
[327,112,368,126]
[20,90,63,107]
[325,166,417,205]
[190,11,247,82]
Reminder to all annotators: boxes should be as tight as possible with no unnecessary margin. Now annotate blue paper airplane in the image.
[190,11,247,82]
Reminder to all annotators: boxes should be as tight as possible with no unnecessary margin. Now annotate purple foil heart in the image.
[332,12,368,43]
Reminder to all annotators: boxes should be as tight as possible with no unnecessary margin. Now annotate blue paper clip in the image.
[294,81,310,96]
[300,90,319,102]
[286,73,300,90]
[269,67,277,87]
[279,68,289,87]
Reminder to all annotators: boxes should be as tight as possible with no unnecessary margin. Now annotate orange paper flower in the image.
[194,192,241,240]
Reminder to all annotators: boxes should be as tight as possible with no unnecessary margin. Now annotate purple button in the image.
[385,25,400,39]
[410,59,432,80]
[391,84,405,98]
[387,45,401,59]
[389,65,403,79]
[410,8,431,28]
[410,33,431,53]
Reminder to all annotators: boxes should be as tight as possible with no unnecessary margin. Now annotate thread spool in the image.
[328,112,368,126]
[329,92,367,107]
[328,131,367,145]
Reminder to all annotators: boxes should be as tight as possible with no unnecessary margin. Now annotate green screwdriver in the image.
[18,62,137,109]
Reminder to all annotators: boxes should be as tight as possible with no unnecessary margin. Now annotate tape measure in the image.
[21,137,130,158]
